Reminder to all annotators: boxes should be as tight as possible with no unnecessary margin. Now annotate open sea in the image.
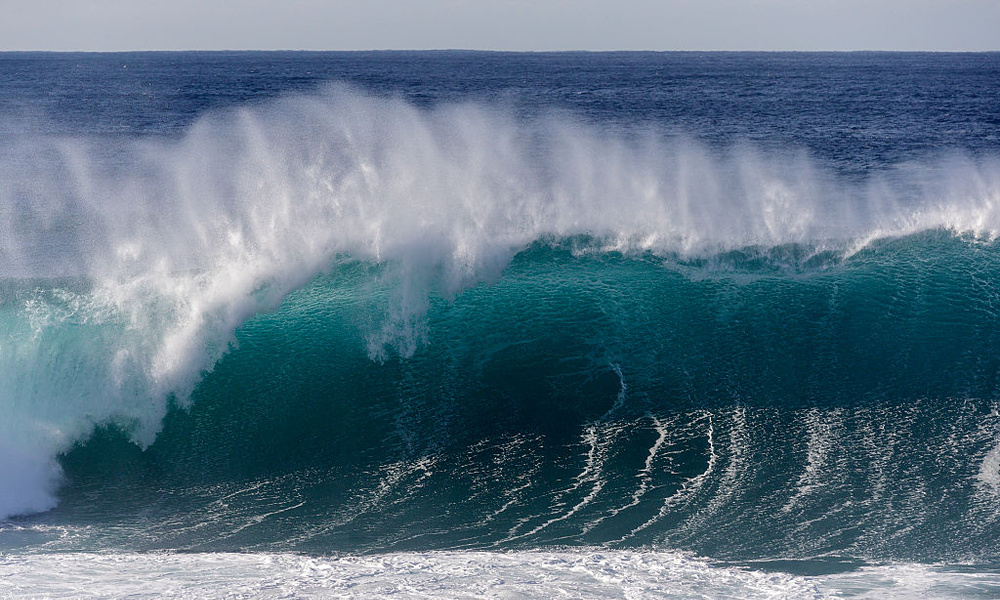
[2,51,1000,598]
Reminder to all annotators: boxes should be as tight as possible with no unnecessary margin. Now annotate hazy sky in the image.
[2,0,998,52]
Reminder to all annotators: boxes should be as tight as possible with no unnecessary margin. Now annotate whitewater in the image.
[2,51,1000,598]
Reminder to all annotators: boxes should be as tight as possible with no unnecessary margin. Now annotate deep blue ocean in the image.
[2,51,1000,598]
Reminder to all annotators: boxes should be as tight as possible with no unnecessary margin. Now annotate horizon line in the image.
[2,48,998,54]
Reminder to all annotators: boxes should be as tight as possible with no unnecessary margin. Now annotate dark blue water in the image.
[2,52,1000,569]
[3,52,997,167]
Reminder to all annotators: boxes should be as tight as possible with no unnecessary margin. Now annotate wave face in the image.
[2,52,1000,567]
[15,234,1000,563]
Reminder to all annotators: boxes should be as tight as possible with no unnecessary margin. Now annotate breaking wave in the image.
[2,86,1000,562]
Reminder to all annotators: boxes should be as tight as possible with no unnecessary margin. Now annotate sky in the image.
[1,0,998,52]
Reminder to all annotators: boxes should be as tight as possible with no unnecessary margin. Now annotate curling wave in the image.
[2,85,1000,533]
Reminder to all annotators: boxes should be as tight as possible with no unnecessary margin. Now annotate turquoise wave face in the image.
[17,232,998,561]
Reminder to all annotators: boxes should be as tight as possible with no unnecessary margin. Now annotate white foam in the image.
[976,412,1000,492]
[0,550,820,599]
[5,549,1000,599]
[0,442,61,519]
[782,408,844,514]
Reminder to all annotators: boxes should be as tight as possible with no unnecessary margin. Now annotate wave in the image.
[2,85,1000,528]
[17,236,996,561]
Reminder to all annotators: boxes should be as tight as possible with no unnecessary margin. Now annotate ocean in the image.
[2,51,1000,598]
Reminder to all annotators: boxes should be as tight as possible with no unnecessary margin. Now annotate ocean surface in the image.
[2,51,1000,598]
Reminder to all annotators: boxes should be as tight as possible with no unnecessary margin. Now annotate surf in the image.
[2,84,1000,528]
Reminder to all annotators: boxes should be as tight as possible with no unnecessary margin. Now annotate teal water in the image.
[1,233,995,565]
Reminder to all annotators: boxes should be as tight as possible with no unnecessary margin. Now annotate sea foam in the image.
[4,550,1000,599]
